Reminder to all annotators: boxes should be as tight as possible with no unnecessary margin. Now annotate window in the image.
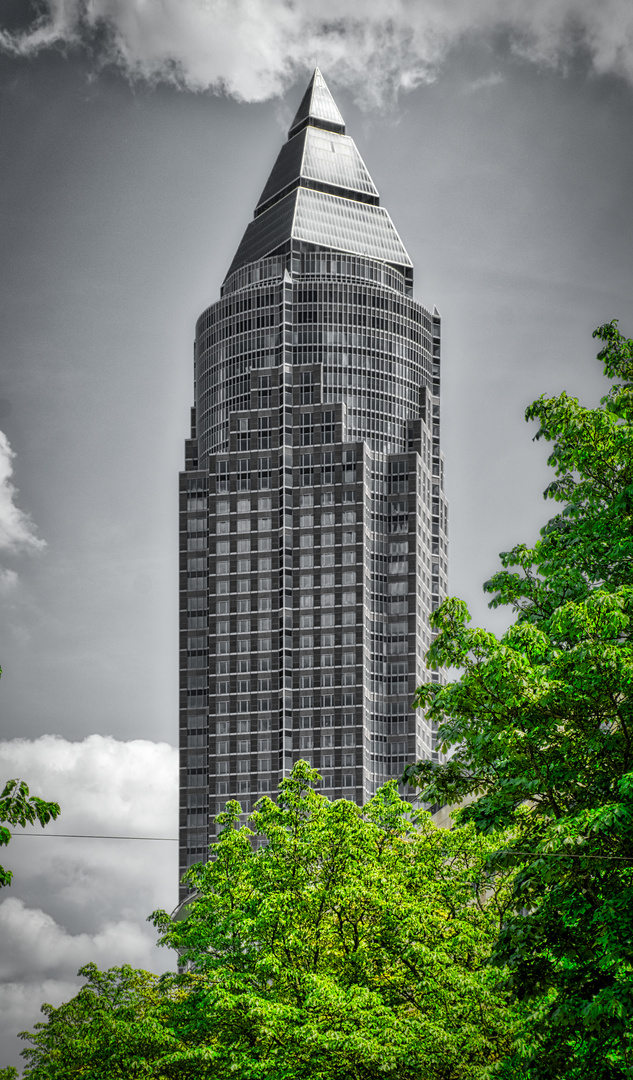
[322,735,333,748]
[322,532,334,547]
[216,461,229,493]
[300,654,313,669]
[342,774,355,787]
[237,519,250,533]
[258,718,272,732]
[257,657,271,671]
[258,557,272,571]
[342,551,356,565]
[257,418,272,451]
[321,573,334,588]
[321,512,335,527]
[258,537,272,552]
[300,414,314,445]
[342,510,356,525]
[343,532,355,545]
[216,520,229,535]
[237,459,250,491]
[237,759,250,773]
[321,551,335,566]
[258,577,271,592]
[300,514,314,529]
[300,675,314,689]
[258,518,272,532]
[300,371,314,405]
[258,457,272,490]
[258,737,271,751]
[237,418,249,452]
[237,579,249,593]
[216,660,229,675]
[322,410,334,443]
[237,539,251,553]
[321,653,334,667]
[300,535,313,548]
[300,453,314,486]
[300,554,313,569]
[342,490,356,503]
[258,497,272,512]
[322,491,334,505]
[343,592,356,606]
[300,574,314,589]
[216,560,229,575]
[300,595,314,608]
[342,571,356,585]
[343,672,355,685]
[322,451,334,485]
[216,641,229,655]
[217,740,229,754]
[216,721,229,736]
[257,375,272,410]
[300,735,313,749]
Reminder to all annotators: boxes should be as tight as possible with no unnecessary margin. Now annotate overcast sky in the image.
[1,0,633,1070]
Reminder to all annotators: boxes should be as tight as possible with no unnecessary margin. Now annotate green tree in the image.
[403,321,633,1078]
[0,665,61,887]
[18,766,520,1079]
[18,964,188,1079]
[0,778,61,888]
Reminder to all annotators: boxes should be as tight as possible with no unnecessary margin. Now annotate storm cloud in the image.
[3,0,633,104]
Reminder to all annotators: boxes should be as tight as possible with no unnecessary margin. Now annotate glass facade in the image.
[179,69,448,895]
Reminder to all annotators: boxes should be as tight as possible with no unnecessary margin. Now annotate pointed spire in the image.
[223,69,412,284]
[288,68,345,139]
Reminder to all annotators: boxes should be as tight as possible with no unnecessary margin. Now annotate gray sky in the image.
[1,0,633,1069]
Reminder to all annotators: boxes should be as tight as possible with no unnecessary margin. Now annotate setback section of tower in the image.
[179,253,447,887]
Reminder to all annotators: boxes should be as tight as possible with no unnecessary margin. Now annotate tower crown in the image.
[224,69,412,285]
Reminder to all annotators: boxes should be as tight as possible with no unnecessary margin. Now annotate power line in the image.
[10,832,178,841]
[8,834,633,860]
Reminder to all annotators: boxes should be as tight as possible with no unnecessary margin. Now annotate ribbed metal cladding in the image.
[178,70,448,897]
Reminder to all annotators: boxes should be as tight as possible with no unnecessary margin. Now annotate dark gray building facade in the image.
[179,70,448,887]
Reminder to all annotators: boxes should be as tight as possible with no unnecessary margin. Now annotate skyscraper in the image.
[179,70,448,888]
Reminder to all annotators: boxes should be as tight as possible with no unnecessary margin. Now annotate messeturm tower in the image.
[179,70,448,889]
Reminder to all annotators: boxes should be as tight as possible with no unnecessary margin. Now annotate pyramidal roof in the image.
[288,67,345,138]
[224,69,412,283]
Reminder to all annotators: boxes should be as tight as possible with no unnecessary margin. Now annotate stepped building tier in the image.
[179,69,448,889]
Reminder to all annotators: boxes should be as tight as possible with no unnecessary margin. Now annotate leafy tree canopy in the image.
[403,321,633,1078]
[17,767,520,1079]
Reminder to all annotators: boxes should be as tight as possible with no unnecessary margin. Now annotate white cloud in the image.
[0,431,44,556]
[2,0,633,104]
[0,735,179,1069]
